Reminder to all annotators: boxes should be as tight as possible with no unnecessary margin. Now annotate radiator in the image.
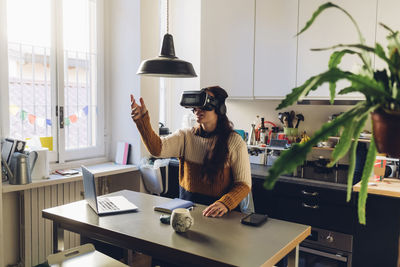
[21,181,84,267]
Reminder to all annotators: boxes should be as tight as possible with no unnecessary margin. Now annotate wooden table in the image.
[42,190,310,267]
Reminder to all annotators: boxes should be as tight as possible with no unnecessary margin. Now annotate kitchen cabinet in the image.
[200,0,387,100]
[253,0,298,99]
[375,0,400,70]
[252,174,400,267]
[200,0,255,99]
[252,177,355,234]
[297,0,377,100]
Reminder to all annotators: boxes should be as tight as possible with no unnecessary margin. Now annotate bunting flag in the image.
[9,105,19,116]
[83,105,89,115]
[20,110,28,120]
[28,114,36,124]
[69,114,78,123]
[9,105,89,127]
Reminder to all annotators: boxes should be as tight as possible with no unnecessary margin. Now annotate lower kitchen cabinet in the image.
[252,177,400,267]
[352,194,400,267]
[253,178,355,231]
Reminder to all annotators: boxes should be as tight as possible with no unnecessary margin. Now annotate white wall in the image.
[106,0,161,164]
[166,0,201,132]
[225,100,366,136]
[139,0,161,158]
[168,97,368,138]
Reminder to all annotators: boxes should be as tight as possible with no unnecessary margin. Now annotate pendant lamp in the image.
[137,0,197,78]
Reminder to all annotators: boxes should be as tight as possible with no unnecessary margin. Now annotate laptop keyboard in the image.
[98,198,120,211]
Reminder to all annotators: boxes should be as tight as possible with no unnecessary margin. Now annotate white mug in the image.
[171,208,194,233]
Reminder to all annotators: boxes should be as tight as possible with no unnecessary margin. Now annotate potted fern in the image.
[265,2,400,224]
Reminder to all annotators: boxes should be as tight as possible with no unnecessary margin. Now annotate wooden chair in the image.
[47,243,128,267]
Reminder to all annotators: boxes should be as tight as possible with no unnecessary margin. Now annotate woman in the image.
[130,86,251,217]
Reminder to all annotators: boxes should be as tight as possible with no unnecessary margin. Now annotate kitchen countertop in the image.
[251,164,348,191]
[353,178,400,198]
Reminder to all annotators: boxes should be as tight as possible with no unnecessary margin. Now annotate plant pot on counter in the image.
[371,108,400,158]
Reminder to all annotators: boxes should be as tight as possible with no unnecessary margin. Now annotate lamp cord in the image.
[166,0,169,33]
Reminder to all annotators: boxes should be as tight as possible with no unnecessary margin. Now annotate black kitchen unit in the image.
[251,164,400,267]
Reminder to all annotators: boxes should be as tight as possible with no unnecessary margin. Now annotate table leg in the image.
[52,222,64,253]
[287,245,299,267]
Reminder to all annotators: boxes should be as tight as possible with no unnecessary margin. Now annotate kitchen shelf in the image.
[328,136,371,143]
[312,147,335,151]
[247,145,288,151]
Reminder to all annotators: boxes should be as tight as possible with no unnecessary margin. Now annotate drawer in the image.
[275,196,355,234]
[273,181,355,207]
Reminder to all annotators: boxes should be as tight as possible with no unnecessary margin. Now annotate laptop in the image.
[81,165,138,215]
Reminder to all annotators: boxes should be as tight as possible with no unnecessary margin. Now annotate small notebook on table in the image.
[154,198,194,213]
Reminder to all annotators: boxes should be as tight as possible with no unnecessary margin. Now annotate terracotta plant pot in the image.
[371,109,400,158]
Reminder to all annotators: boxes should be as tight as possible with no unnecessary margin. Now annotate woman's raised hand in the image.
[130,94,148,121]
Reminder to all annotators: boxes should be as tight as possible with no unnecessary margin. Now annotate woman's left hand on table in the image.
[202,201,228,217]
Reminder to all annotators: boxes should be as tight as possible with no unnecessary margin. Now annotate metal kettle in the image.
[9,151,38,185]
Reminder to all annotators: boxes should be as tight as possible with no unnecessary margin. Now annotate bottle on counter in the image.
[269,127,280,140]
[259,117,268,144]
[248,123,256,146]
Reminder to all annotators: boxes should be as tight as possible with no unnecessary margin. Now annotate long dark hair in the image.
[201,86,234,182]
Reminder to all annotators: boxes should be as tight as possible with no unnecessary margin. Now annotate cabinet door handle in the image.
[302,203,319,209]
[301,190,319,196]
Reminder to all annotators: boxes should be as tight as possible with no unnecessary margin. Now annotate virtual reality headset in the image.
[179,90,220,111]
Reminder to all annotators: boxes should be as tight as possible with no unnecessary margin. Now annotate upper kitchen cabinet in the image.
[254,0,298,99]
[297,0,377,99]
[200,0,255,99]
[375,0,400,70]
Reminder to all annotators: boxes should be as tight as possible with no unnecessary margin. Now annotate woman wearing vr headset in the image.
[130,86,251,217]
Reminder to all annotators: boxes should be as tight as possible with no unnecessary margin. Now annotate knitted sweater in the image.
[135,112,251,211]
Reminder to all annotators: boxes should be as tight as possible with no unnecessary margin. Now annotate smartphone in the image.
[240,213,268,226]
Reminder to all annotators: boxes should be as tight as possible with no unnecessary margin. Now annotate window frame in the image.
[0,0,106,164]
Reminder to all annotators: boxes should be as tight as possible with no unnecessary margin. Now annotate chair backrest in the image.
[140,166,164,195]
[139,158,170,195]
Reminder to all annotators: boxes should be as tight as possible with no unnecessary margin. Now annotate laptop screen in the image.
[81,166,98,212]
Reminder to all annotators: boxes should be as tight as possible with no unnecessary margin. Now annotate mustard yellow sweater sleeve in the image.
[134,112,185,158]
[217,134,252,210]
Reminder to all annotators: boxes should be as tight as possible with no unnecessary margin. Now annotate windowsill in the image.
[2,162,138,194]
[49,156,111,172]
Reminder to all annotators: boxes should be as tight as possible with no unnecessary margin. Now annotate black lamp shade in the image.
[137,34,197,78]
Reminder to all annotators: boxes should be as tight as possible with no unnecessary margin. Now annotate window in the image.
[3,0,104,163]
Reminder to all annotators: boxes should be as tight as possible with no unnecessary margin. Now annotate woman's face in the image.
[193,91,218,125]
[193,108,218,124]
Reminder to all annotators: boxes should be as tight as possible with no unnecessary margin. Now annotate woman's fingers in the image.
[216,209,226,217]
[202,205,216,217]
[202,206,211,216]
[139,97,146,108]
[139,97,147,114]
[202,202,227,217]
[130,94,147,120]
[131,95,137,110]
